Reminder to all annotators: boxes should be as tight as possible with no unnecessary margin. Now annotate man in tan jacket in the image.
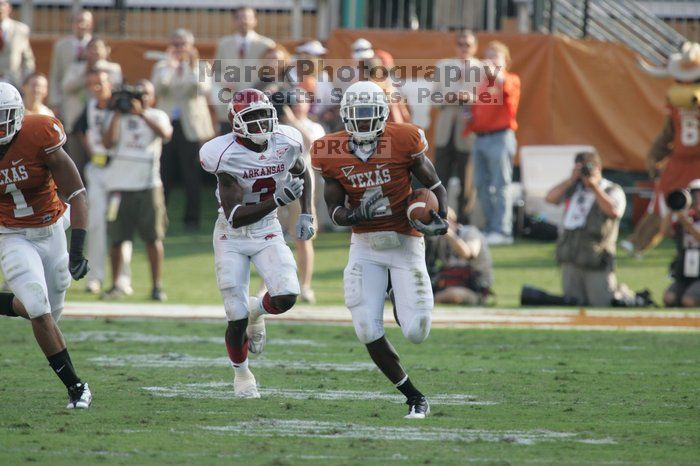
[49,10,94,117]
[0,0,35,87]
[152,28,214,231]
[212,7,275,134]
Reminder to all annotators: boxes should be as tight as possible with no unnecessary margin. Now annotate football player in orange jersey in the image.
[0,83,92,409]
[311,81,448,419]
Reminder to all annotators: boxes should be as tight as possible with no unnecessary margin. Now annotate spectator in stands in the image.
[102,80,173,301]
[545,150,626,307]
[255,46,295,93]
[365,56,411,124]
[0,0,35,87]
[428,208,493,305]
[662,179,700,307]
[62,37,122,175]
[49,9,93,117]
[432,30,480,225]
[212,6,276,134]
[73,69,133,296]
[22,73,53,116]
[152,28,214,231]
[471,40,520,245]
[294,40,334,120]
[278,90,325,302]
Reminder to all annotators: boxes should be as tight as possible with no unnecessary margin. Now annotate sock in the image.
[0,292,17,317]
[231,358,249,376]
[225,337,248,366]
[262,292,285,315]
[47,348,81,388]
[396,375,423,399]
[248,296,262,318]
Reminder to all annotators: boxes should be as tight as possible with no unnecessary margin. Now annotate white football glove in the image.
[296,213,315,241]
[274,175,304,207]
[410,210,448,236]
[349,191,389,223]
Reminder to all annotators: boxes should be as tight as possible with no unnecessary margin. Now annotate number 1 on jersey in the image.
[4,183,34,218]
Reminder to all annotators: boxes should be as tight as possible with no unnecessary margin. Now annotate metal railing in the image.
[542,0,691,64]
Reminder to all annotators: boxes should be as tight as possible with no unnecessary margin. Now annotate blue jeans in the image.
[473,129,516,236]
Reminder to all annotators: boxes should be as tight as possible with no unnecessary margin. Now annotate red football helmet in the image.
[227,88,278,145]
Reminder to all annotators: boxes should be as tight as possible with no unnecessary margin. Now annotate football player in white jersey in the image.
[200,89,314,398]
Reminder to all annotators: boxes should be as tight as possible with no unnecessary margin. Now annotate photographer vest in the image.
[556,182,621,270]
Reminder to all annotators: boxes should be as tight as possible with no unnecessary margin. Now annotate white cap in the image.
[351,38,374,60]
[296,40,328,57]
[689,179,700,191]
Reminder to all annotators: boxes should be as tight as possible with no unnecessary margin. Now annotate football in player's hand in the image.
[407,188,439,223]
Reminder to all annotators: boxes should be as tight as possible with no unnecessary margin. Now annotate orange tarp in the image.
[31,31,671,171]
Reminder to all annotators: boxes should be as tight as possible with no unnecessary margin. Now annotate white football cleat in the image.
[404,396,430,419]
[233,369,260,399]
[66,382,92,409]
[247,312,266,355]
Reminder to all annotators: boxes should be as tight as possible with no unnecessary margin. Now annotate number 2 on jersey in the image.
[4,183,34,218]
[250,177,276,204]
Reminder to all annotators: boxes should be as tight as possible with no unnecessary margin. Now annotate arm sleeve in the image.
[42,117,68,154]
[407,125,429,158]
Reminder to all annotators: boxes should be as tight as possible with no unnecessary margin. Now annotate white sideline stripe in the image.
[65,331,321,347]
[143,383,497,405]
[200,419,616,445]
[89,354,376,371]
[61,302,700,332]
[141,382,498,405]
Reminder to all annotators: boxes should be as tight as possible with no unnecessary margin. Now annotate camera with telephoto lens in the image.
[109,84,145,113]
[580,161,594,178]
[666,189,692,212]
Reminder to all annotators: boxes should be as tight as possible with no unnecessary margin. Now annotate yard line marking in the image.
[141,382,498,405]
[200,419,616,445]
[66,331,321,347]
[89,354,375,371]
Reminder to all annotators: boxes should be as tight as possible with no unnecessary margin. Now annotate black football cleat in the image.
[405,395,430,419]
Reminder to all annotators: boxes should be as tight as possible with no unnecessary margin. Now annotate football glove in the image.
[348,191,388,224]
[69,258,89,281]
[296,213,316,241]
[274,175,304,207]
[68,228,89,280]
[410,210,448,236]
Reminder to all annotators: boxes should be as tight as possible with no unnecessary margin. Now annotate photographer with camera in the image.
[545,151,626,306]
[102,80,173,301]
[73,69,132,295]
[662,179,700,307]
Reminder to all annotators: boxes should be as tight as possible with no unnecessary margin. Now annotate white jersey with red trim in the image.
[200,124,303,234]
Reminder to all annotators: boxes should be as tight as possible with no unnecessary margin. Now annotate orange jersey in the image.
[0,115,67,228]
[311,122,428,236]
[669,106,700,158]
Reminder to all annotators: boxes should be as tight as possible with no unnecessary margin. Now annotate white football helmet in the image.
[0,83,24,145]
[340,81,389,143]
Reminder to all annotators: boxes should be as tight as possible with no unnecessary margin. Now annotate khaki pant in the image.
[561,263,617,307]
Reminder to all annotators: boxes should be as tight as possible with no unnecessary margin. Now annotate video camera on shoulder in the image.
[109,84,146,113]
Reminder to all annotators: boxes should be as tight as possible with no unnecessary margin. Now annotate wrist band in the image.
[428,181,442,191]
[331,206,342,226]
[227,204,241,225]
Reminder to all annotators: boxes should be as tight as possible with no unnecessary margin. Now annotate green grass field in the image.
[64,188,676,308]
[0,319,698,465]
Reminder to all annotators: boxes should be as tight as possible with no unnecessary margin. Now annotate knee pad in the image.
[402,313,431,344]
[20,282,51,319]
[220,287,249,321]
[353,317,385,344]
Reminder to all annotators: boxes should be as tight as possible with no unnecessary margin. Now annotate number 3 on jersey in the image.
[361,186,392,217]
[4,183,34,218]
[250,177,276,204]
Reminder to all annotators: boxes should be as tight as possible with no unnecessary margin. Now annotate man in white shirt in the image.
[212,7,275,133]
[49,10,93,116]
[546,151,627,306]
[0,0,35,87]
[102,80,173,301]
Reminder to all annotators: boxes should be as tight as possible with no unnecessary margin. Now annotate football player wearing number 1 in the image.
[311,81,448,419]
[200,89,314,398]
[0,83,92,409]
